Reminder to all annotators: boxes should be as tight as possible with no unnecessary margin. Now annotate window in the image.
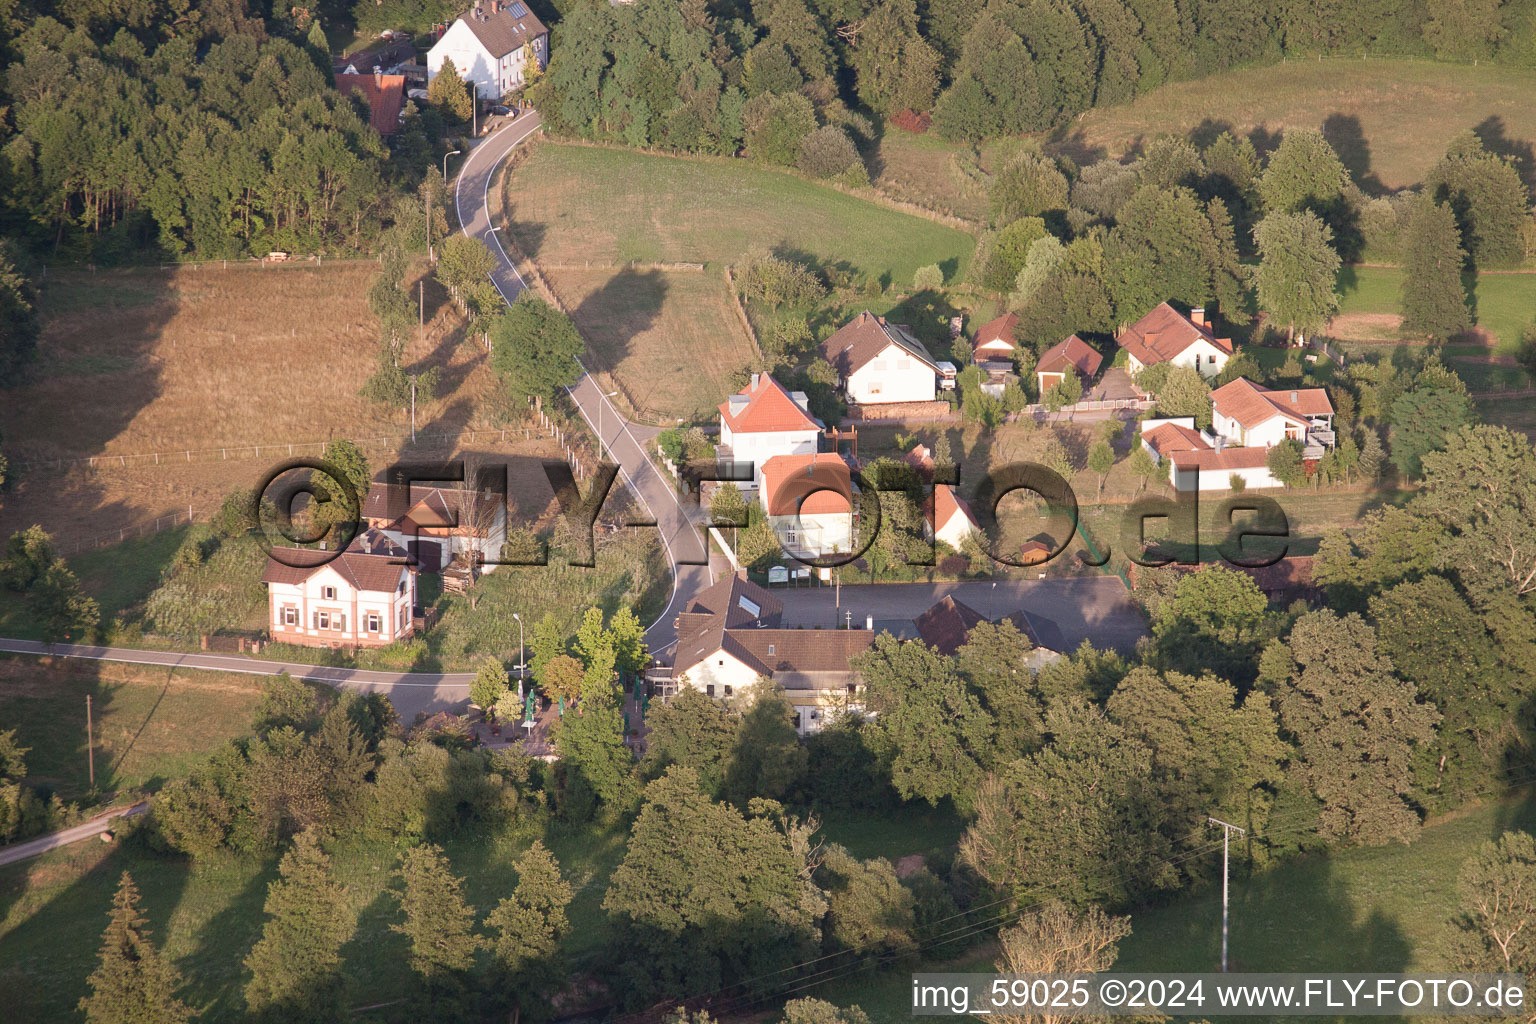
[1208,354,1216,364]
[398,581,406,594]
[767,644,775,655]
[706,684,716,697]
[282,608,297,626]
[316,611,332,629]
[724,685,733,697]
[322,585,336,600]
[367,613,381,632]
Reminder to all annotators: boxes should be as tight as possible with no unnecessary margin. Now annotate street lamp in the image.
[597,390,619,450]
[442,149,461,183]
[512,612,524,699]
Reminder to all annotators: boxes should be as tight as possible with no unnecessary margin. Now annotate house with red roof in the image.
[334,72,406,136]
[1035,333,1103,396]
[262,530,418,648]
[759,452,857,559]
[972,312,1020,365]
[1138,416,1282,491]
[928,483,980,550]
[1117,303,1233,379]
[1210,377,1335,456]
[718,372,821,490]
[668,573,874,734]
[819,310,940,405]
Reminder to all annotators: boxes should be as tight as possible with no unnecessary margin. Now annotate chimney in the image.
[750,372,760,391]
[1191,307,1207,327]
[865,614,873,630]
[1290,390,1298,403]
[876,315,886,326]
[374,71,382,87]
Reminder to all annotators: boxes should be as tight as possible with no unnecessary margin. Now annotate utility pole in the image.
[85,695,95,792]
[1208,816,1246,973]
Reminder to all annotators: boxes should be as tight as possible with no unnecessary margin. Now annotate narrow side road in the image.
[0,802,147,868]
[454,114,712,660]
[0,639,471,721]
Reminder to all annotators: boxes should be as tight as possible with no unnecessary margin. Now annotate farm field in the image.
[814,794,1536,1021]
[504,142,976,286]
[545,266,758,423]
[0,263,526,548]
[1052,58,1536,190]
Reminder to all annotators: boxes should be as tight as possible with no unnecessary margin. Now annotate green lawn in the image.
[0,528,192,641]
[1335,265,1536,353]
[0,819,624,1024]
[810,795,1536,1022]
[0,658,273,803]
[506,142,976,288]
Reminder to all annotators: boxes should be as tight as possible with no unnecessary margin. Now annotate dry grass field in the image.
[1052,58,1536,190]
[544,266,758,423]
[504,141,975,284]
[0,262,560,547]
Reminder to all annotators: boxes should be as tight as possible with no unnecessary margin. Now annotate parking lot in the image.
[771,576,1148,653]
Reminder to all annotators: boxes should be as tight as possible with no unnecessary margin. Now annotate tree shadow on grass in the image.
[0,841,192,1022]
[1473,116,1536,196]
[569,268,668,419]
[1323,113,1388,197]
[1123,849,1411,1020]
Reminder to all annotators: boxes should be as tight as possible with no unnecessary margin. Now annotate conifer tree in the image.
[1400,199,1471,342]
[79,872,193,1024]
[486,841,574,1024]
[244,829,354,1024]
[429,58,475,123]
[392,844,483,1005]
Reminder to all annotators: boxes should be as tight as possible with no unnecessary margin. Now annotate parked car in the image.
[490,104,511,116]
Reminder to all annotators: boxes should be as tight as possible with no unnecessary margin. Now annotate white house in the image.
[972,312,1020,366]
[929,484,980,550]
[1117,303,1233,379]
[819,311,939,405]
[669,574,874,734]
[427,0,548,100]
[717,373,821,490]
[262,531,417,648]
[759,453,857,560]
[361,482,507,573]
[1210,377,1336,455]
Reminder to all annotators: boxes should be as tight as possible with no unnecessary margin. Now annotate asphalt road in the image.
[454,113,711,661]
[774,577,1149,654]
[0,802,147,868]
[0,639,472,721]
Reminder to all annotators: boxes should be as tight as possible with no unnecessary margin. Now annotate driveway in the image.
[772,576,1147,653]
[0,802,147,868]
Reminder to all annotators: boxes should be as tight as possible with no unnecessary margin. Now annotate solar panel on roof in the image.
[508,2,528,15]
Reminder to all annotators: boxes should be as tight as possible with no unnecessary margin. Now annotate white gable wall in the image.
[268,564,415,647]
[718,422,820,488]
[846,343,936,404]
[1167,338,1229,378]
[427,20,546,99]
[675,649,760,697]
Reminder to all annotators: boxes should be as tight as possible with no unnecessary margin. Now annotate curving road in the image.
[454,114,710,661]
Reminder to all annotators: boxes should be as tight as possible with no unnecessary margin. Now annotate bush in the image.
[913,264,943,291]
[1228,473,1247,493]
[797,125,861,179]
[744,92,817,167]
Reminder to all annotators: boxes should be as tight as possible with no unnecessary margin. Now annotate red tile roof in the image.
[913,595,987,655]
[1142,421,1210,457]
[334,73,405,136]
[1117,302,1234,366]
[761,453,854,516]
[1169,446,1270,471]
[262,543,409,594]
[972,313,1019,356]
[718,373,819,434]
[1210,377,1333,430]
[1036,334,1103,377]
[930,483,978,535]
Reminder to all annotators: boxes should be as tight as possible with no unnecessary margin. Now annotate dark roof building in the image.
[818,310,938,378]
